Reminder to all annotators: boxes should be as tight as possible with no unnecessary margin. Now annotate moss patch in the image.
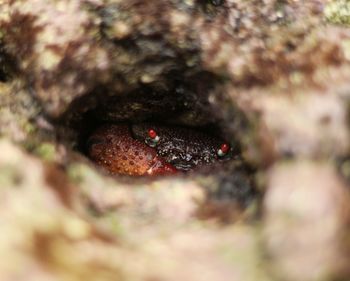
[325,0,350,26]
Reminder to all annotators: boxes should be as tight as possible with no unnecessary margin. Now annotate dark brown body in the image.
[131,123,231,171]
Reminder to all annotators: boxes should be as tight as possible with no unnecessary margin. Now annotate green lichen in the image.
[0,164,23,187]
[218,225,273,281]
[67,163,101,185]
[33,142,56,161]
[99,214,126,237]
[325,0,350,26]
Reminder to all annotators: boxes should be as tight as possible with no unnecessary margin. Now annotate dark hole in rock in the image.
[58,69,259,221]
[0,44,15,82]
[196,0,227,17]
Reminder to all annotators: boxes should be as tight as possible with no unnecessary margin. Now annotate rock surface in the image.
[0,0,350,280]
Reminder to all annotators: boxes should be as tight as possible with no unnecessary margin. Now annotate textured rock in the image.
[1,0,350,280]
[0,139,265,281]
[263,161,350,281]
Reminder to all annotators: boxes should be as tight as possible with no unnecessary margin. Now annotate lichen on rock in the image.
[325,0,350,26]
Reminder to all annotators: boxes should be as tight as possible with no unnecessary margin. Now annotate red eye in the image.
[220,143,230,154]
[148,129,157,139]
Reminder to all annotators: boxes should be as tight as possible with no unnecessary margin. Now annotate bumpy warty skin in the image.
[88,123,232,175]
[87,124,177,176]
[131,123,232,170]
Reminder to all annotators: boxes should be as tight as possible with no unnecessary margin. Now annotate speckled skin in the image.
[131,123,231,170]
[87,124,177,176]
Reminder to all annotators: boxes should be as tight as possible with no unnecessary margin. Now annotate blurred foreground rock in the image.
[264,161,350,281]
[0,139,268,281]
